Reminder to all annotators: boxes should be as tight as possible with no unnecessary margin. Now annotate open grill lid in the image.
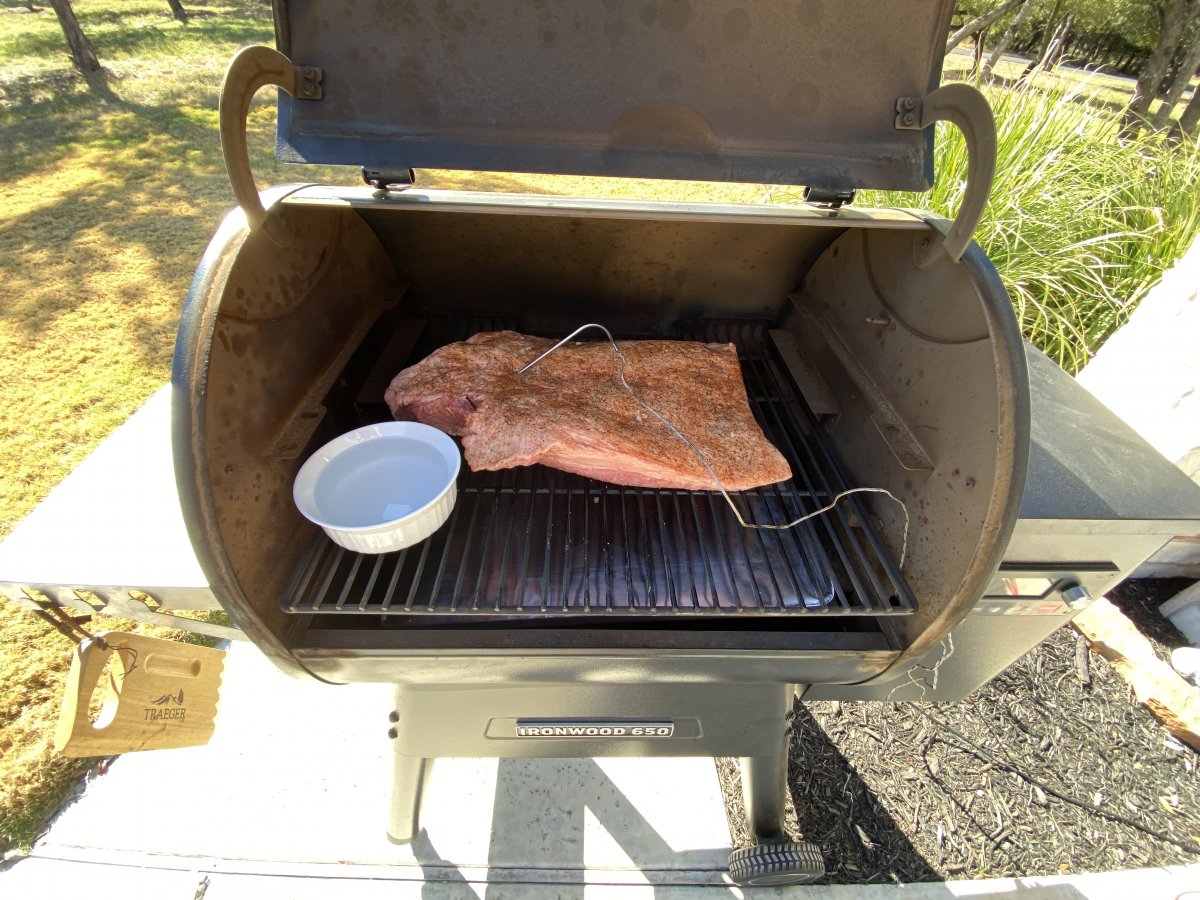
[270,0,955,191]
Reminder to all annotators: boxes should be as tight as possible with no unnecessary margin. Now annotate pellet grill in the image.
[7,0,1200,886]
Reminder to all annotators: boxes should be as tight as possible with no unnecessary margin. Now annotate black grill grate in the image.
[281,319,916,617]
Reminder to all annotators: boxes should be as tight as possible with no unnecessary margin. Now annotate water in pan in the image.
[314,437,452,529]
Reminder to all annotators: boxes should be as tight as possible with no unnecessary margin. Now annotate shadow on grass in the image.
[0,57,565,374]
[0,0,270,62]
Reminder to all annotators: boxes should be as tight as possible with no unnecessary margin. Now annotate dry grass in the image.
[0,601,90,850]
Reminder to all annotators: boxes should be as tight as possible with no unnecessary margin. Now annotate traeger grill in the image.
[8,0,1200,887]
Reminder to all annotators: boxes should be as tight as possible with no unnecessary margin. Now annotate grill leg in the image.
[388,755,434,844]
[740,744,787,843]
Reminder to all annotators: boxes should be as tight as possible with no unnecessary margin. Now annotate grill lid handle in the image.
[219,46,322,244]
[895,84,997,267]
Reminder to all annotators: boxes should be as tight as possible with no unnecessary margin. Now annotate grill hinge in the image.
[894,96,922,130]
[362,167,416,193]
[298,65,323,100]
[802,186,856,210]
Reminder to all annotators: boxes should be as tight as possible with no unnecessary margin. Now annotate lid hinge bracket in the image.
[298,66,323,101]
[893,85,997,267]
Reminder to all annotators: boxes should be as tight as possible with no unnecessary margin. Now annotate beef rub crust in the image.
[384,331,792,491]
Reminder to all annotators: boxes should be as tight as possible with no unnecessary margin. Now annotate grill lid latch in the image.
[894,84,997,267]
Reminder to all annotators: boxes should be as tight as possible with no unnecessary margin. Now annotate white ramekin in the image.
[292,422,460,554]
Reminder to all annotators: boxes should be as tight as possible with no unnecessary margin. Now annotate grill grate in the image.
[281,319,916,617]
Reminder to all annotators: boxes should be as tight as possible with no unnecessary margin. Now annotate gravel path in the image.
[720,581,1200,883]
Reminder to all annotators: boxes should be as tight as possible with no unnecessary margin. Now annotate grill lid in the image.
[271,0,955,191]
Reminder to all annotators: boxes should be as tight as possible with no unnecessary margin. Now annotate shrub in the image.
[852,81,1200,373]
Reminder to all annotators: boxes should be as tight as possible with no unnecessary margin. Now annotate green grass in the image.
[942,50,1141,112]
[861,78,1200,373]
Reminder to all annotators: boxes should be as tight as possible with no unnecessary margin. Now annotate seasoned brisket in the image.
[384,331,791,491]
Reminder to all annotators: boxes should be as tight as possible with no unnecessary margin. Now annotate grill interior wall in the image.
[189,198,1023,658]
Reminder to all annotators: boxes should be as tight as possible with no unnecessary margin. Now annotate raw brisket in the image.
[384,331,791,491]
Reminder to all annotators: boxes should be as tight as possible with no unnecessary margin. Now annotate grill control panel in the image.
[972,563,1116,616]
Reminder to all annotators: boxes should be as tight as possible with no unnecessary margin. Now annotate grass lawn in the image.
[943,45,1198,134]
[1,0,1197,852]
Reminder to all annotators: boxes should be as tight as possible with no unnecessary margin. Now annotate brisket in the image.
[384,331,791,491]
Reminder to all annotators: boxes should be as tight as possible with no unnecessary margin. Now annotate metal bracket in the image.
[894,84,997,266]
[219,47,322,245]
[10,586,245,642]
[894,96,921,130]
[362,167,416,192]
[299,65,323,100]
[793,294,934,473]
[802,186,856,210]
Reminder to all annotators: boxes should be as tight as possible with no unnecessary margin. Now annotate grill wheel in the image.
[728,840,825,886]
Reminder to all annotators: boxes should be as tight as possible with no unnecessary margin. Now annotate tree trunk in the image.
[49,0,100,73]
[1055,32,1075,66]
[972,27,989,76]
[945,0,1024,55]
[1125,0,1197,129]
[982,0,1040,80]
[1034,0,1065,62]
[1180,79,1200,132]
[1159,60,1180,98]
[1017,13,1073,84]
[1152,31,1200,129]
[166,0,188,23]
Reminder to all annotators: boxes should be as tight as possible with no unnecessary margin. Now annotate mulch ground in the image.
[719,580,1200,883]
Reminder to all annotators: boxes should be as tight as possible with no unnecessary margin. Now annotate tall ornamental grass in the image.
[854,82,1200,374]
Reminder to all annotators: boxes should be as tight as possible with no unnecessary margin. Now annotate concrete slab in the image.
[15,641,1199,895]
[6,851,1199,898]
[28,640,731,880]
[1077,237,1200,474]
[0,385,206,591]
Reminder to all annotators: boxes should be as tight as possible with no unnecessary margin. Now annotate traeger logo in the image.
[515,720,673,738]
[144,689,186,722]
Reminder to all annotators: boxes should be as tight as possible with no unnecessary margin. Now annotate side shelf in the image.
[0,386,243,642]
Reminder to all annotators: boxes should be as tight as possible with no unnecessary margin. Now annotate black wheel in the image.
[728,841,825,887]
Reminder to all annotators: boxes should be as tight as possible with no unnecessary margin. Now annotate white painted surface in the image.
[0,385,208,589]
[1077,238,1200,480]
[1076,237,1200,577]
[1161,581,1200,647]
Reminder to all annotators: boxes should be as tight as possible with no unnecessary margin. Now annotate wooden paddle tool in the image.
[55,631,226,757]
